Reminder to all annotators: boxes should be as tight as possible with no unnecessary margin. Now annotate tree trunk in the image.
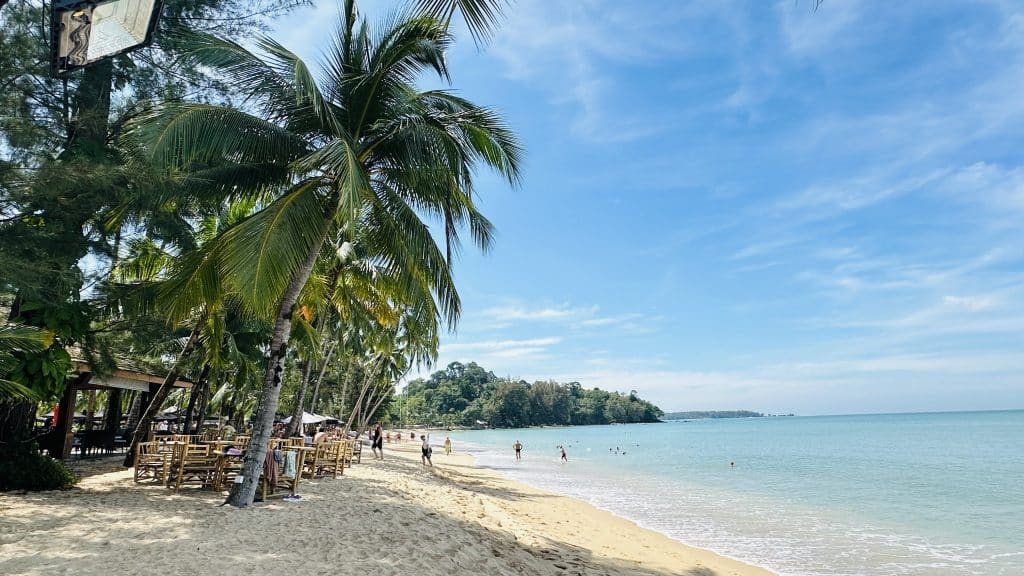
[308,340,337,417]
[84,390,97,430]
[337,370,350,421]
[343,365,380,434]
[102,389,122,432]
[227,201,337,508]
[122,321,204,466]
[0,398,36,446]
[69,59,113,159]
[283,359,312,438]
[182,364,210,434]
[362,384,391,434]
[125,391,144,431]
[196,376,212,433]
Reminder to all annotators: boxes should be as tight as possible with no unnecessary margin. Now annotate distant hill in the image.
[662,410,765,420]
[397,361,664,428]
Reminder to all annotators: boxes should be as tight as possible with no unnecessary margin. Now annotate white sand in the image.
[0,440,772,576]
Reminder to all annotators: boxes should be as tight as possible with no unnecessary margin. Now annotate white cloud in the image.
[578,313,644,327]
[484,0,717,143]
[481,304,596,321]
[443,337,562,353]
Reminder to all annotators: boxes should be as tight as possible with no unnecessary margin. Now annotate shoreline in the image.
[408,435,775,576]
[0,441,773,576]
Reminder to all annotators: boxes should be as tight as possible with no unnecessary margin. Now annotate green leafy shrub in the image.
[0,444,77,491]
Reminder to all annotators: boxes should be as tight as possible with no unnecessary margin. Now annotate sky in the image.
[272,1,1024,415]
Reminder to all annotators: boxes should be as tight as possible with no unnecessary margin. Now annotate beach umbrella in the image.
[281,412,326,425]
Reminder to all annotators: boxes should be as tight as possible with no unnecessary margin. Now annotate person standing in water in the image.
[444,436,452,455]
[513,440,523,461]
[559,445,567,463]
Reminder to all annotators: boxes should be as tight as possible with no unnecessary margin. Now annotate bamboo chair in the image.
[259,447,305,500]
[216,447,245,490]
[169,442,219,493]
[341,439,357,468]
[321,441,345,477]
[303,441,344,479]
[234,435,251,449]
[287,436,306,447]
[133,441,170,485]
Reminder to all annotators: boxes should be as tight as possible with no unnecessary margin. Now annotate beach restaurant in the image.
[43,357,192,460]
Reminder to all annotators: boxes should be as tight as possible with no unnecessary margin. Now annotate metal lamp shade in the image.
[52,0,162,75]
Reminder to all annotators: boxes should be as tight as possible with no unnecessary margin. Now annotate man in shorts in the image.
[420,434,433,466]
[513,440,523,461]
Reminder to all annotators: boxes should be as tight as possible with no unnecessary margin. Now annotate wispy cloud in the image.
[484,0,721,143]
[443,337,562,353]
[481,304,597,322]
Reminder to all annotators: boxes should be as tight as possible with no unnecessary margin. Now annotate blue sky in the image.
[274,1,1024,415]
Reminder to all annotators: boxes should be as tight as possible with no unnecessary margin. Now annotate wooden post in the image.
[56,373,90,459]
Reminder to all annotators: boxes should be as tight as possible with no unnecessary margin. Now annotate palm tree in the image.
[415,0,509,45]
[137,0,521,507]
[0,324,54,399]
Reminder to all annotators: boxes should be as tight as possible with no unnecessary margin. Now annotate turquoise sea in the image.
[446,410,1024,576]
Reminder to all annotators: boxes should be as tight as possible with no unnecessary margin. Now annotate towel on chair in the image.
[283,451,297,479]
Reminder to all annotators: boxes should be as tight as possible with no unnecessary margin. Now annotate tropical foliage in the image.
[0,0,523,498]
[397,362,664,428]
[0,0,521,500]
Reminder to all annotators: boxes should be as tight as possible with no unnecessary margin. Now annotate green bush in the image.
[0,444,77,491]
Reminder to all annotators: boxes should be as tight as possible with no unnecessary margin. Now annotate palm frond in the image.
[414,0,508,46]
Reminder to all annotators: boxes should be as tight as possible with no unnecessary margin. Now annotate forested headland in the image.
[394,362,663,428]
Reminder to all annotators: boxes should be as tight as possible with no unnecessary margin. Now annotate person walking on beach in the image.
[559,445,567,463]
[444,436,452,455]
[420,434,433,466]
[371,423,384,460]
[513,440,523,461]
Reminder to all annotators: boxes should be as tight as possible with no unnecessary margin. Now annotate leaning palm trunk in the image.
[342,378,371,434]
[342,363,382,434]
[284,312,332,437]
[227,200,337,508]
[182,364,210,434]
[307,340,336,415]
[283,359,313,438]
[366,385,391,423]
[123,320,204,466]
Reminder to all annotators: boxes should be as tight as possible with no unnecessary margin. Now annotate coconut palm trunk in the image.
[123,320,205,466]
[283,358,313,438]
[308,340,336,413]
[182,364,211,434]
[227,199,337,507]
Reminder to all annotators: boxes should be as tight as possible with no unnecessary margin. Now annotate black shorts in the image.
[422,447,431,457]
[373,438,382,449]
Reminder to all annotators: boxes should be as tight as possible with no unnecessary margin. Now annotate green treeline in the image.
[394,362,664,428]
[662,410,764,420]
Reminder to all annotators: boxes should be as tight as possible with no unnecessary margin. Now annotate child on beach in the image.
[420,434,433,466]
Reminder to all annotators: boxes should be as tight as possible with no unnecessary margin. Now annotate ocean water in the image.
[445,410,1024,576]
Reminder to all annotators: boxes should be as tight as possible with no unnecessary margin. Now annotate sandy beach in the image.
[0,439,772,576]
